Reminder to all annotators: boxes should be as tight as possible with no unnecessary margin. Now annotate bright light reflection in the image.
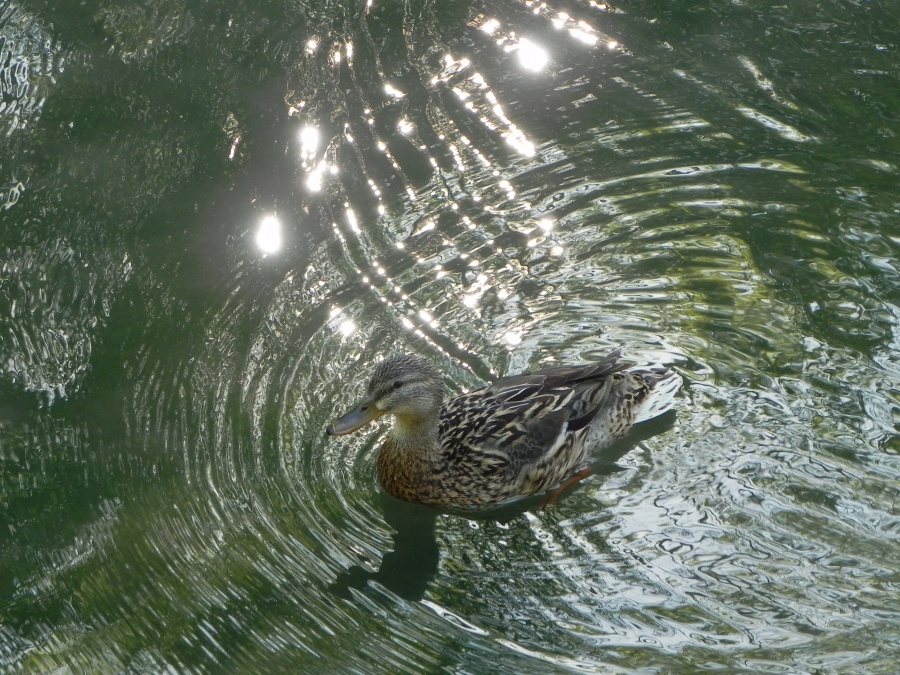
[480,18,500,34]
[338,319,356,337]
[517,39,548,72]
[504,331,522,346]
[538,218,555,231]
[307,161,326,191]
[570,28,598,46]
[256,215,282,254]
[300,125,320,161]
[306,38,318,54]
[504,130,536,157]
[346,208,360,233]
[398,119,414,135]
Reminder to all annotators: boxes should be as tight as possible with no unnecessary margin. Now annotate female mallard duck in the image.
[326,350,681,510]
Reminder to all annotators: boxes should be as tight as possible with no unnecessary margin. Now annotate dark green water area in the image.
[2,0,899,671]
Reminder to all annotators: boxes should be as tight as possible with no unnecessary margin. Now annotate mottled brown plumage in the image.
[326,351,681,510]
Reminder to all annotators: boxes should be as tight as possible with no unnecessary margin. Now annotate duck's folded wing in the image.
[484,349,626,395]
[438,350,629,470]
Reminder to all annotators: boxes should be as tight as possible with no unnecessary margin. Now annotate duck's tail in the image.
[632,368,683,424]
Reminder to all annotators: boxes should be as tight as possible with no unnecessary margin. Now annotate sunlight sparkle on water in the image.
[480,18,500,35]
[255,215,282,254]
[346,208,360,233]
[338,319,356,337]
[300,125,320,161]
[306,161,327,192]
[418,309,437,326]
[504,330,523,346]
[570,28,599,46]
[516,39,548,72]
[505,129,536,157]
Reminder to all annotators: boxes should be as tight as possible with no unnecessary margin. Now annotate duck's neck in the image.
[393,411,440,446]
[376,413,442,503]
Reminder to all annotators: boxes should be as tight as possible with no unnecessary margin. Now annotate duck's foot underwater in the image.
[541,466,594,508]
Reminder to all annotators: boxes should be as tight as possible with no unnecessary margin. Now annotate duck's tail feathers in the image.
[632,368,682,424]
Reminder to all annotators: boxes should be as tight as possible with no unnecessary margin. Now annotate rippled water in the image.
[3,0,899,672]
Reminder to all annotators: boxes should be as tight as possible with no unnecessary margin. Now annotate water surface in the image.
[2,0,899,672]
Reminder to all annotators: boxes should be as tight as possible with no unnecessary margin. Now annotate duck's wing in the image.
[484,350,626,396]
[439,351,629,471]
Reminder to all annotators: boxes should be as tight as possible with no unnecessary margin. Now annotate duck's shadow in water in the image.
[330,411,677,602]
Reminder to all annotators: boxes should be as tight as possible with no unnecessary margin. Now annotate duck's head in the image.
[326,354,444,436]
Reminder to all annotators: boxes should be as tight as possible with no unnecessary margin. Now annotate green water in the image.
[2,0,899,672]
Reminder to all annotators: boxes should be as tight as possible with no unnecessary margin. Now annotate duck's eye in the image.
[392,380,404,390]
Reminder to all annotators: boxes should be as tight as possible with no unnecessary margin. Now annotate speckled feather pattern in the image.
[368,351,681,509]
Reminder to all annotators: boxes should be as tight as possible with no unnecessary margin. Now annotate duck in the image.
[325,350,682,510]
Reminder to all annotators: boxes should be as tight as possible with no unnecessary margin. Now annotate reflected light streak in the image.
[414,220,436,235]
[462,273,492,309]
[480,18,500,35]
[504,331,523,346]
[346,208,360,233]
[307,161,327,191]
[338,319,357,337]
[570,28,599,46]
[299,125,320,161]
[418,309,438,327]
[504,129,536,157]
[255,215,282,254]
[329,306,358,339]
[516,39,549,72]
[546,9,616,50]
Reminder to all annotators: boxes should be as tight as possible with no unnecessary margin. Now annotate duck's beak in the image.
[326,397,382,436]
